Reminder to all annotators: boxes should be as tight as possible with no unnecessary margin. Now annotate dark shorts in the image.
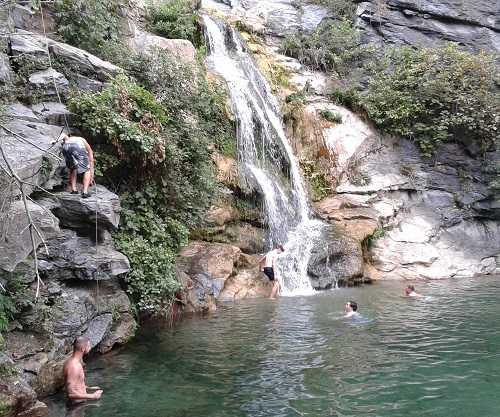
[263,267,275,281]
[63,143,90,175]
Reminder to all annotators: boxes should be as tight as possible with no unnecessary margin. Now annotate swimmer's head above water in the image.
[344,301,358,317]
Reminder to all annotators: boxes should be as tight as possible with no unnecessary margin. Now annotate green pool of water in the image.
[47,276,500,417]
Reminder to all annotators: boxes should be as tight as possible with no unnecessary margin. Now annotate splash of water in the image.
[203,15,326,295]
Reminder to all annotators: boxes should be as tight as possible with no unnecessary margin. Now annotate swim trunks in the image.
[62,139,90,175]
[263,267,274,281]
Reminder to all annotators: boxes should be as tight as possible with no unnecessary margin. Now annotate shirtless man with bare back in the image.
[64,337,103,403]
[259,245,285,299]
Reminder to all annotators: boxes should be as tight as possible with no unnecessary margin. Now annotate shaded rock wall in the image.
[0,9,137,417]
[355,0,500,52]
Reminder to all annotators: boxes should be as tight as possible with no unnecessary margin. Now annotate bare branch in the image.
[0,141,46,298]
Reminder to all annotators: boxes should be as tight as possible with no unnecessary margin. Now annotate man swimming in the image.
[259,245,285,299]
[344,301,360,318]
[64,336,103,402]
[404,285,423,298]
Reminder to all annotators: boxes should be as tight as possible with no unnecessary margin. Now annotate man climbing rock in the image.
[64,336,103,402]
[60,132,94,198]
[260,245,285,299]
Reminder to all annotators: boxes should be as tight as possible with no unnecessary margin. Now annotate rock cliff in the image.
[0,7,136,417]
[203,0,500,283]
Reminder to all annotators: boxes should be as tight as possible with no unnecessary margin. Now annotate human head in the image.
[345,301,358,312]
[59,131,70,142]
[73,336,91,354]
[405,285,415,295]
[277,244,284,253]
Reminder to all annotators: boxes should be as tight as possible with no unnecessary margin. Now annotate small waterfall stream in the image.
[203,14,326,295]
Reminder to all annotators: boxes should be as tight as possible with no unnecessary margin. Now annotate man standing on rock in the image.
[64,336,103,402]
[60,132,94,198]
[260,245,285,299]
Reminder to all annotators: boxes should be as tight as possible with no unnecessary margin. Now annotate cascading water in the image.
[202,14,326,295]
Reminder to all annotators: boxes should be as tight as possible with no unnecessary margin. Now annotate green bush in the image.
[0,293,16,332]
[359,44,500,157]
[68,49,236,315]
[300,159,331,201]
[281,20,372,75]
[320,109,342,123]
[147,0,199,44]
[114,187,188,314]
[54,0,124,55]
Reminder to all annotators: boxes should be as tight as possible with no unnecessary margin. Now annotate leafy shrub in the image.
[114,187,188,314]
[366,226,385,248]
[300,159,331,201]
[320,109,342,123]
[69,49,236,315]
[147,0,199,44]
[54,0,124,55]
[125,48,236,160]
[281,20,372,75]
[0,293,16,332]
[359,44,500,157]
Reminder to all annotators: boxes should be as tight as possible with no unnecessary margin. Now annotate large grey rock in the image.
[28,68,69,96]
[98,313,137,353]
[205,0,329,37]
[333,131,500,280]
[31,102,72,126]
[0,119,64,198]
[81,313,113,349]
[0,200,60,272]
[38,229,130,281]
[49,185,121,230]
[0,52,14,83]
[356,0,500,52]
[307,225,364,289]
[130,28,197,63]
[4,102,41,123]
[10,31,121,80]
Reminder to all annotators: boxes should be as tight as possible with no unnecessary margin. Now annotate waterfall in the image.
[203,15,326,295]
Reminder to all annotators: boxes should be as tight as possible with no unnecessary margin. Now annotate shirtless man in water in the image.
[64,337,103,402]
[260,245,284,299]
[404,285,423,298]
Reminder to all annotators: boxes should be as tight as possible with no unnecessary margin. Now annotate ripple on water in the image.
[46,275,500,417]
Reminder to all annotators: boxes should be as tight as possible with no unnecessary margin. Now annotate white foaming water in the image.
[203,15,326,295]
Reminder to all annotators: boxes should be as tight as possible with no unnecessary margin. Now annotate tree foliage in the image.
[68,48,235,315]
[281,20,372,75]
[147,0,200,44]
[359,44,500,156]
[54,0,125,54]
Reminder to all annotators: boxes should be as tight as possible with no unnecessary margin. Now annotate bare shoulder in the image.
[64,357,82,375]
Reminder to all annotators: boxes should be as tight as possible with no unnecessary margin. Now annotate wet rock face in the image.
[307,225,364,289]
[207,0,329,37]
[177,242,271,313]
[356,0,500,52]
[333,135,500,280]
